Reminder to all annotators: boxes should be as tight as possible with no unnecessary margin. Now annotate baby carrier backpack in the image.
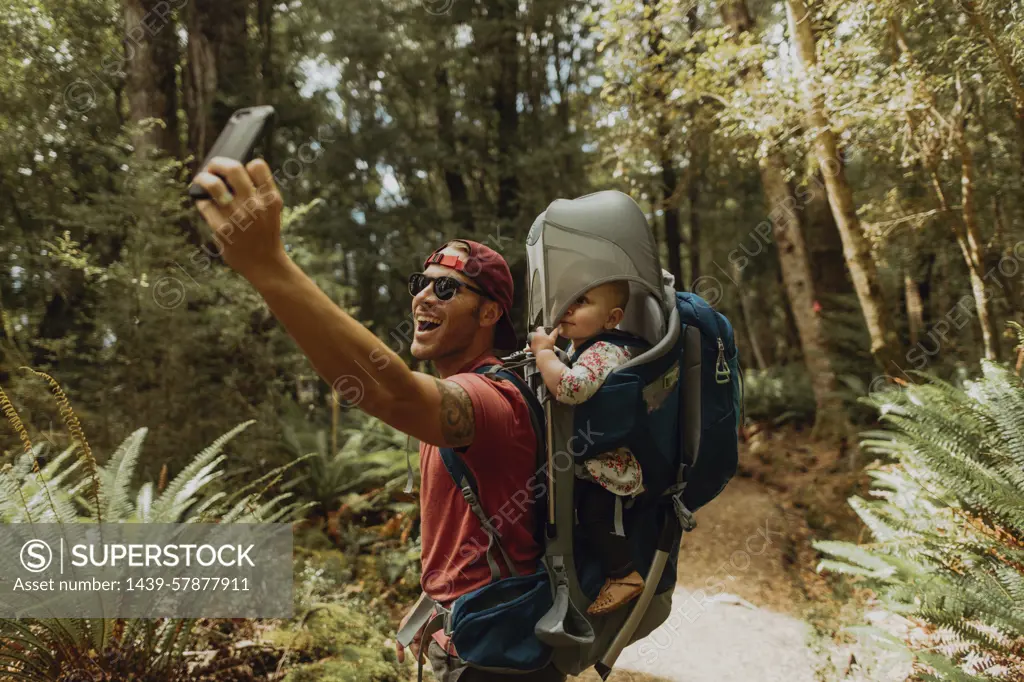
[397,190,742,679]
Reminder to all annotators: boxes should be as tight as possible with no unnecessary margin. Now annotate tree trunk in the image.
[992,196,1021,314]
[957,134,999,360]
[645,0,686,286]
[926,169,998,359]
[492,0,519,229]
[733,262,768,370]
[891,19,998,360]
[185,0,256,166]
[802,172,853,297]
[785,0,901,372]
[524,3,543,159]
[904,270,924,348]
[760,153,845,435]
[123,0,180,159]
[356,257,378,334]
[257,0,276,168]
[684,6,702,287]
[721,0,846,435]
[777,267,803,364]
[686,130,703,286]
[721,0,754,31]
[662,158,683,285]
[1017,114,1024,193]
[553,14,577,186]
[436,66,474,235]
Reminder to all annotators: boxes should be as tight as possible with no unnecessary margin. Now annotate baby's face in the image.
[558,283,623,342]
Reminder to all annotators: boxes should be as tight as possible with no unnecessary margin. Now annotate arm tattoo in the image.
[434,378,475,448]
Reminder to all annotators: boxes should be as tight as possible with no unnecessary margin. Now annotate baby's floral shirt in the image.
[556,340,644,497]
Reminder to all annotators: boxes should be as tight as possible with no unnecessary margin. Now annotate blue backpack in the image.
[397,291,742,679]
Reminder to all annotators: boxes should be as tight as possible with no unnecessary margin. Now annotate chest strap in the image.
[439,446,520,582]
[436,363,545,582]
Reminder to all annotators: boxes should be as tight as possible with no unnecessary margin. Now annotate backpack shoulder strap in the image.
[435,363,545,581]
[438,442,519,581]
[477,364,545,465]
[569,329,651,364]
[476,364,548,546]
[666,324,701,532]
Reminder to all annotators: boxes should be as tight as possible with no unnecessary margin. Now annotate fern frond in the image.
[0,386,32,456]
[100,428,148,521]
[150,420,254,520]
[21,369,101,522]
[821,362,1024,680]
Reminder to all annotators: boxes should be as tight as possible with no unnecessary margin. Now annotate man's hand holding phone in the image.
[191,157,286,280]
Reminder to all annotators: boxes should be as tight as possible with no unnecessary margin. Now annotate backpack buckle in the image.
[438,603,454,636]
[671,491,697,532]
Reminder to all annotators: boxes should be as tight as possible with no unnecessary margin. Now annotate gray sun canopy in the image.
[525,190,675,352]
[525,191,684,669]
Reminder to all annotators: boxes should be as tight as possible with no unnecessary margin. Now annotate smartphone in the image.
[188,105,276,202]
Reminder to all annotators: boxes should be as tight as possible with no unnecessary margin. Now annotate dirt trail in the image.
[414,428,908,682]
[570,427,917,682]
[570,477,821,682]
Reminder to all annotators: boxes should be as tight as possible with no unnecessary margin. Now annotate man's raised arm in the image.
[191,157,474,448]
[248,254,475,447]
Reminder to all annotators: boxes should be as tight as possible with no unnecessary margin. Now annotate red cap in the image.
[424,240,517,350]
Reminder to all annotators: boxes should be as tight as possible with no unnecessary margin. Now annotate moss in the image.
[294,526,341,553]
[295,548,354,585]
[281,655,404,682]
[268,602,406,682]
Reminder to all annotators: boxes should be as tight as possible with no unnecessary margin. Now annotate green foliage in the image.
[282,411,412,516]
[0,136,309,481]
[0,421,310,681]
[816,361,1024,679]
[0,618,200,682]
[742,364,817,423]
[0,420,310,523]
[283,411,421,600]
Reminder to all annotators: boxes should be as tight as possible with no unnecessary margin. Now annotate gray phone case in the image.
[188,105,275,201]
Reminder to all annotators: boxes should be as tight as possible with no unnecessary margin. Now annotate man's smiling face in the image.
[410,245,492,362]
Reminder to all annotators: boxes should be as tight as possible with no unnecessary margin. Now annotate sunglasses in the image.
[408,273,490,301]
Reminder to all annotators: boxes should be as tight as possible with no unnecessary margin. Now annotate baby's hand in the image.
[529,326,559,355]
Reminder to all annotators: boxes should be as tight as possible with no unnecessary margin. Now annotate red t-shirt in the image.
[418,354,543,649]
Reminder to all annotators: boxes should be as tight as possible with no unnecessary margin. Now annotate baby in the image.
[528,280,645,615]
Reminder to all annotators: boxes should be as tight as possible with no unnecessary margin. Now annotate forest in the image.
[1,0,1023,680]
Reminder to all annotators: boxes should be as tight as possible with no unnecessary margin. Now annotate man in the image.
[192,159,565,681]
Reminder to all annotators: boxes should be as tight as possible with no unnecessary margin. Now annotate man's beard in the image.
[413,304,482,362]
[435,304,481,361]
